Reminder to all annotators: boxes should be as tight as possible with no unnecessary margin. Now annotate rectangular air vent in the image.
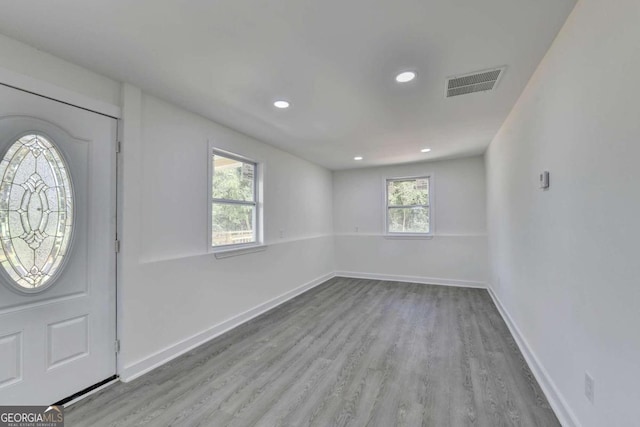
[446,67,505,97]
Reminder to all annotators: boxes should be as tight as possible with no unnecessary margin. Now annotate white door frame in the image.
[0,66,121,119]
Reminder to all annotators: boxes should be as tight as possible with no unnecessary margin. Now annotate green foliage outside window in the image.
[211,154,256,246]
[387,178,430,233]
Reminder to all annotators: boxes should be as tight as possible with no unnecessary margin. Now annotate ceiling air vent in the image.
[446,67,505,98]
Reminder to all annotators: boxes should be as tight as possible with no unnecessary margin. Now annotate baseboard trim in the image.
[118,271,493,384]
[119,271,336,382]
[487,287,581,427]
[335,271,486,289]
[113,272,579,426]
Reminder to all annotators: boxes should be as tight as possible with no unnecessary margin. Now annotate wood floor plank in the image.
[66,278,560,427]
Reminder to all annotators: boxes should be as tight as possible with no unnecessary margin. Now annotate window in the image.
[386,176,431,235]
[210,149,259,249]
[0,134,74,291]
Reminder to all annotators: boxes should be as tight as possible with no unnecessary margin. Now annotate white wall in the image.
[333,156,487,287]
[0,36,335,381]
[485,1,640,426]
[118,89,335,379]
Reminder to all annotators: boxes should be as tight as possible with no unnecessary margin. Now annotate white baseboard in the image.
[117,271,578,427]
[487,287,581,427]
[335,271,486,289]
[119,272,336,382]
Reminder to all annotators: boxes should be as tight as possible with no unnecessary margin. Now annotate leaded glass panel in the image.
[0,134,74,291]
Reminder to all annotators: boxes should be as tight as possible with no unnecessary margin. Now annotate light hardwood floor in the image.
[66,278,559,426]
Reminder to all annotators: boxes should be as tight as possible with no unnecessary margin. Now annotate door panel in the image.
[0,84,116,405]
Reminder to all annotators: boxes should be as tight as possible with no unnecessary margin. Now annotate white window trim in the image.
[207,143,264,255]
[383,174,434,238]
[213,244,267,259]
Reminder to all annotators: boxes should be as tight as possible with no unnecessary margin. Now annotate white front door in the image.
[0,84,117,405]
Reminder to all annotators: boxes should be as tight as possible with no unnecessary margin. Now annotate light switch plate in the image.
[539,171,550,189]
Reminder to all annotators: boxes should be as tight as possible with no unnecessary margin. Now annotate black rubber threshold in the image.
[53,375,119,406]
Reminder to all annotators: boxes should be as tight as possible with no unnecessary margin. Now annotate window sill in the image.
[384,233,434,240]
[213,244,267,259]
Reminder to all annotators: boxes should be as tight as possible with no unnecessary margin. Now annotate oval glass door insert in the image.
[0,134,74,291]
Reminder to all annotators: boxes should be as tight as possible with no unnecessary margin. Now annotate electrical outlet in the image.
[585,372,595,404]
[279,230,284,239]
[355,226,359,233]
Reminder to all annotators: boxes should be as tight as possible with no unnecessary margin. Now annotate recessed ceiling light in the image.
[354,156,363,161]
[395,71,416,83]
[421,148,432,153]
[273,100,290,109]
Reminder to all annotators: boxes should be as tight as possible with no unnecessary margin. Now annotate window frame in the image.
[208,146,263,253]
[384,175,433,237]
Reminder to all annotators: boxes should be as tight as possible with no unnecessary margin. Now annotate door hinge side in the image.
[115,239,121,253]
[115,339,120,354]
